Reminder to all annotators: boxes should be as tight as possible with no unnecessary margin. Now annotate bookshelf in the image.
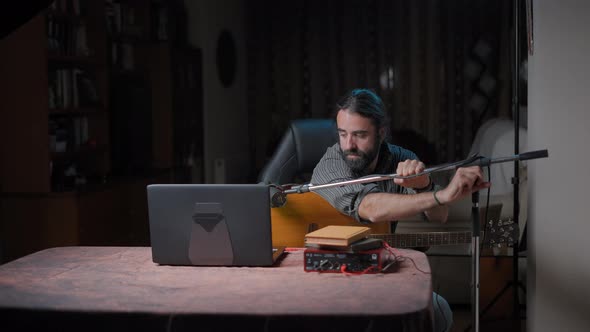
[0,0,200,263]
[46,0,110,192]
[104,0,201,183]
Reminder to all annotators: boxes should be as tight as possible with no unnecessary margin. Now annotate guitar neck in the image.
[369,231,478,248]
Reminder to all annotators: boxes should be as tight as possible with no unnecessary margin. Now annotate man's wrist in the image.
[433,187,445,206]
[413,175,434,193]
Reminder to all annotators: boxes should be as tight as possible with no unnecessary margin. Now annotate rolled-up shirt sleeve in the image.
[347,183,380,224]
[311,145,380,224]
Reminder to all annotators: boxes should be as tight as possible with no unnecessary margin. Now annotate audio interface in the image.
[303,247,393,273]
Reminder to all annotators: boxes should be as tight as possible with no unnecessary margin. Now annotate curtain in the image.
[247,0,513,173]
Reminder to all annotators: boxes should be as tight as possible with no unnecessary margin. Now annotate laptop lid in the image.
[147,183,281,266]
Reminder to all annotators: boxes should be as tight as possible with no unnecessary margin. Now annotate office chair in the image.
[258,118,337,186]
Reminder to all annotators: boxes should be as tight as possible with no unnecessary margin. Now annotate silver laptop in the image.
[147,183,285,266]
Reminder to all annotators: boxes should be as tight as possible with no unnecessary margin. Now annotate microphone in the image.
[265,183,287,208]
[460,149,549,168]
[516,149,549,161]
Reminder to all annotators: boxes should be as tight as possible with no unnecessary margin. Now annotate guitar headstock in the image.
[482,218,519,248]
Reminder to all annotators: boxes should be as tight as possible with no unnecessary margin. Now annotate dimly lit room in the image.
[1,1,589,332]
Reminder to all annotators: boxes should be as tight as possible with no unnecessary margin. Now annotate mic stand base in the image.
[480,279,527,319]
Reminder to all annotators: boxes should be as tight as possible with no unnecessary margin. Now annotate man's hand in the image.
[436,166,491,204]
[393,159,431,189]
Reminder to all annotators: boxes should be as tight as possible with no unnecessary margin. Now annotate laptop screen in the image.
[147,183,277,266]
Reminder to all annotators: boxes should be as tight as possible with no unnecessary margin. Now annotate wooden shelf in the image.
[109,34,152,44]
[49,107,105,116]
[47,54,101,64]
[51,144,108,159]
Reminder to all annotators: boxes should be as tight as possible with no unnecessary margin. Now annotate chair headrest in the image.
[258,118,337,185]
[290,119,338,171]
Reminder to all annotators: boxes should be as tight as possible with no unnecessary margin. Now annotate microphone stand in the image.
[278,149,548,332]
[282,149,548,195]
[471,191,481,332]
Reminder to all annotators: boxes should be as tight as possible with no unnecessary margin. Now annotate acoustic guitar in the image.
[270,192,518,249]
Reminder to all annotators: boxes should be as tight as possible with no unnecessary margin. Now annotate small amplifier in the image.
[303,247,394,273]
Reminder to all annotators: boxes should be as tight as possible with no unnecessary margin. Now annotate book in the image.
[305,237,384,252]
[304,225,371,247]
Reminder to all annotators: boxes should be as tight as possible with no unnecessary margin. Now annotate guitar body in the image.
[271,192,518,249]
[270,192,390,247]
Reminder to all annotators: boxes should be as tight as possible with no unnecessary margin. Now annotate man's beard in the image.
[339,141,380,174]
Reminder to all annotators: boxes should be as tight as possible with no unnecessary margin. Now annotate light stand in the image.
[476,0,528,327]
[471,191,481,332]
[511,0,527,322]
[275,149,548,332]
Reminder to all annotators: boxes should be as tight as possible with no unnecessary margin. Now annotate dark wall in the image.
[246,0,515,177]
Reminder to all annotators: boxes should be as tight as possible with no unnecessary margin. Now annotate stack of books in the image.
[304,225,383,252]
